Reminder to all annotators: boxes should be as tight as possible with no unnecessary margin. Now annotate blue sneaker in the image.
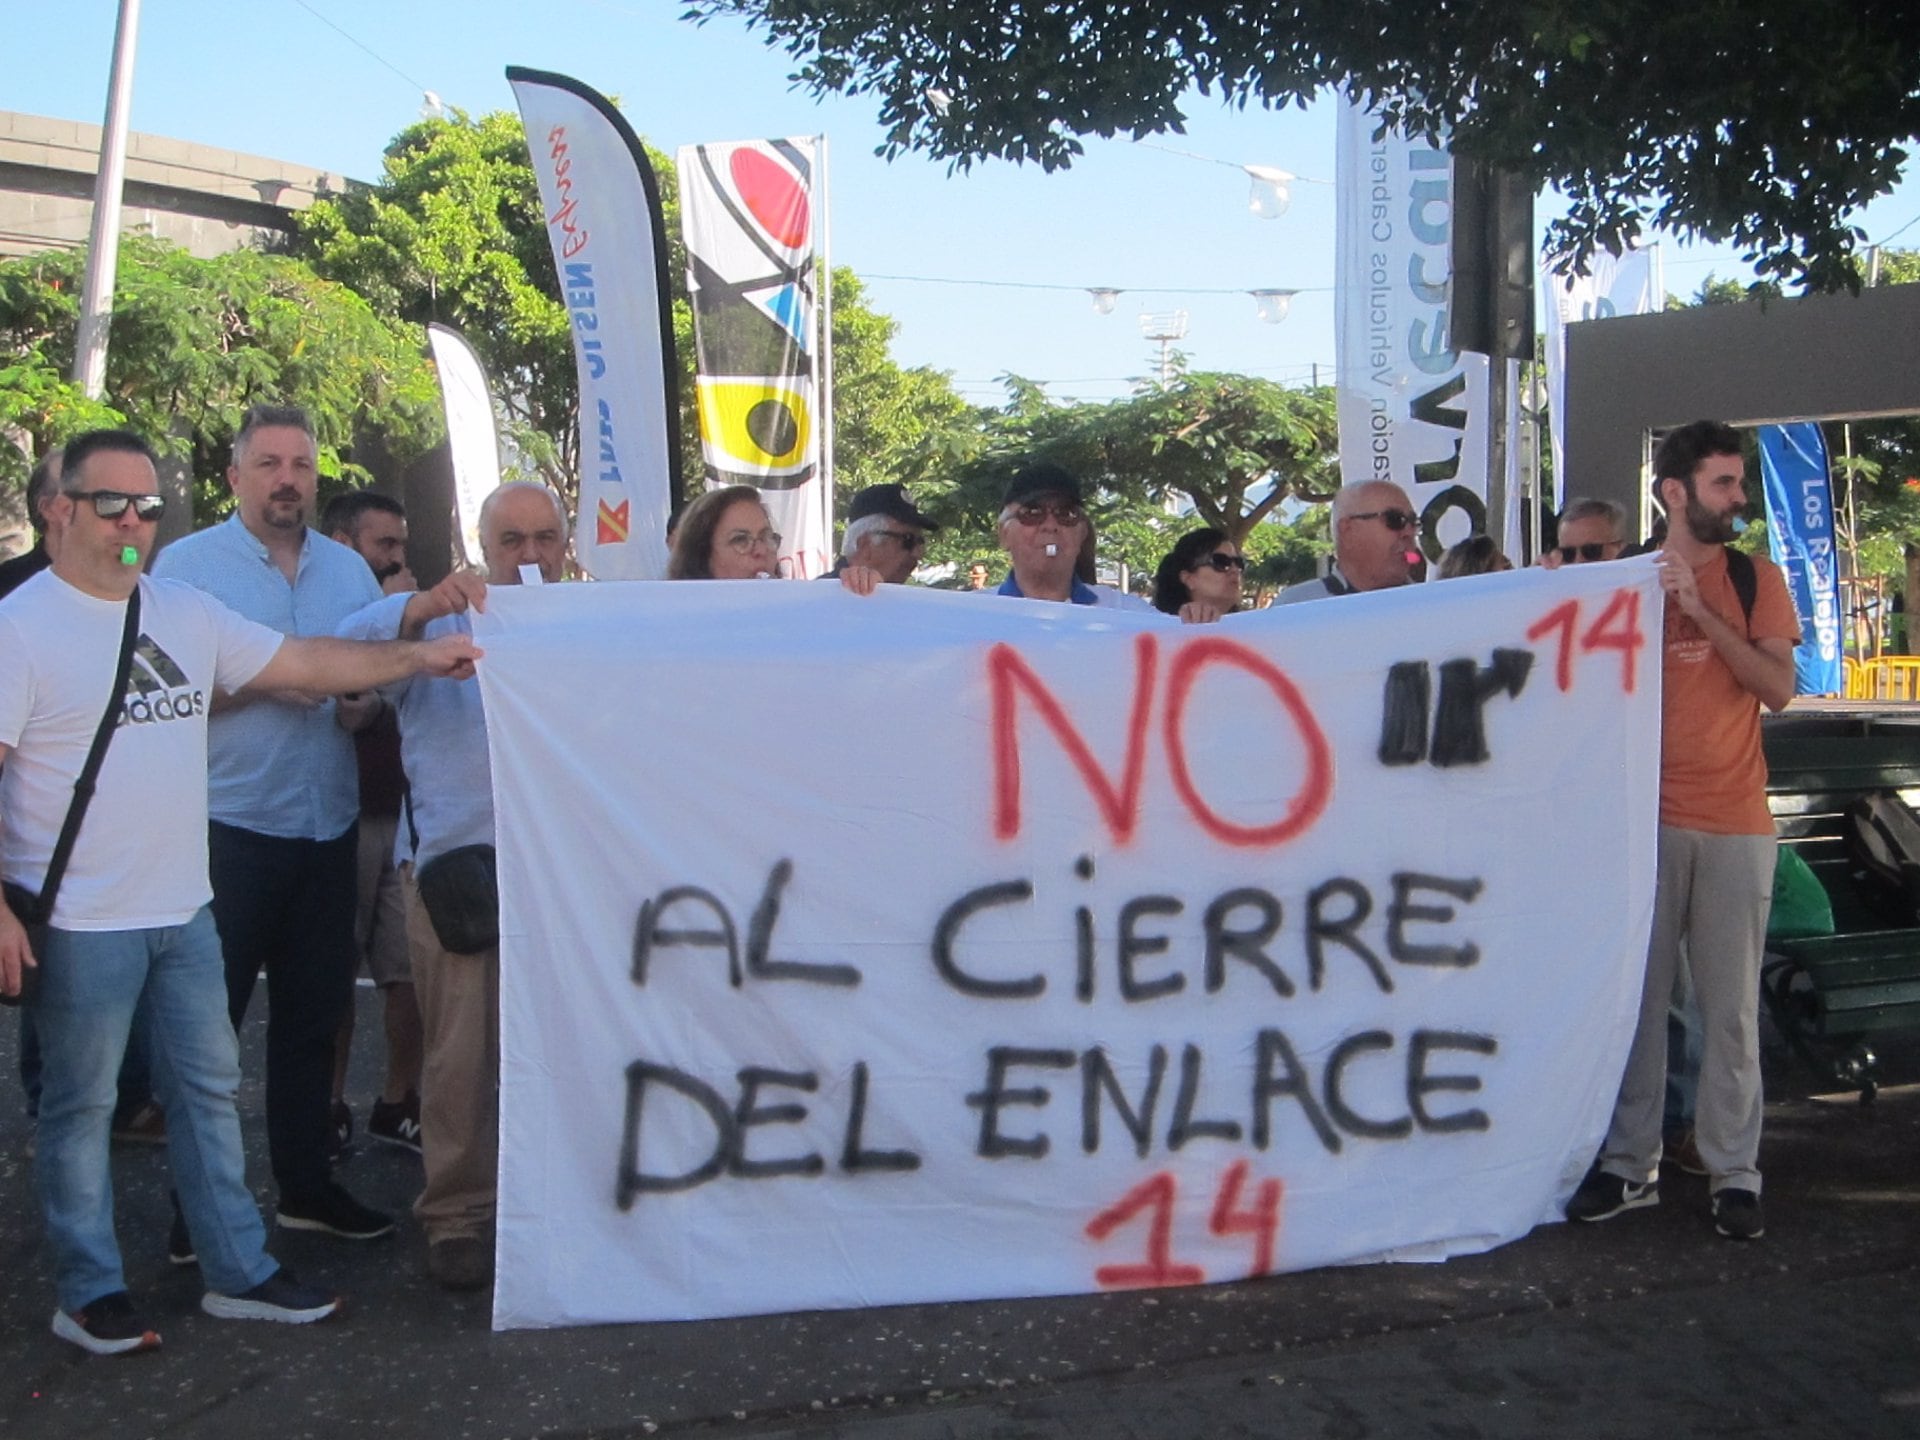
[201,1269,341,1324]
[52,1291,161,1356]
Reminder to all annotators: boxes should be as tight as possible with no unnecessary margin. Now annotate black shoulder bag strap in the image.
[1724,547,1757,633]
[30,584,141,924]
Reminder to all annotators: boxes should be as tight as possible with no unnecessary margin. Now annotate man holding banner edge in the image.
[1567,420,1798,1241]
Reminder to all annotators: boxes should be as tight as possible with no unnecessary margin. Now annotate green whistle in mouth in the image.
[121,546,139,566]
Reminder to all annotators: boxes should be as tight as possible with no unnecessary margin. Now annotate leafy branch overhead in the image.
[686,0,1919,290]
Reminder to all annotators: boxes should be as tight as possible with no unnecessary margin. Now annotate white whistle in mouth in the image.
[1044,543,1059,557]
[518,563,544,586]
[755,571,773,580]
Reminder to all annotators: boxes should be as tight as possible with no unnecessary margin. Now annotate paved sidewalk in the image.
[3,1000,1917,1439]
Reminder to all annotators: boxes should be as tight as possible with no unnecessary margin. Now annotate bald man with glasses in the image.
[1278,481,1421,604]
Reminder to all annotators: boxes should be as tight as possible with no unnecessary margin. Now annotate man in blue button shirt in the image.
[151,404,391,1242]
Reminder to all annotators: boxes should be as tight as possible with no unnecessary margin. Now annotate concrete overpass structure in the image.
[0,108,351,260]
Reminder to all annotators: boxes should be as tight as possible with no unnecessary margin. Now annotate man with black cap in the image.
[825,483,939,585]
[990,462,1152,611]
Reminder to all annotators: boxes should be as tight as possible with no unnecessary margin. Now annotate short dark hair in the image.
[668,485,766,580]
[1651,420,1742,494]
[1152,527,1229,614]
[234,403,315,461]
[319,489,405,539]
[24,451,63,533]
[61,429,159,488]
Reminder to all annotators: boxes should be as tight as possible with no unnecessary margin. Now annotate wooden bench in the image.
[1761,729,1920,1101]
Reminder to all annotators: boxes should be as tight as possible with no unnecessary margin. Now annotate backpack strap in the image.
[1725,547,1757,633]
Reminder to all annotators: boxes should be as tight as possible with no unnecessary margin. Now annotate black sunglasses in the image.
[1197,552,1246,573]
[69,490,167,522]
[1557,542,1615,563]
[1348,508,1416,532]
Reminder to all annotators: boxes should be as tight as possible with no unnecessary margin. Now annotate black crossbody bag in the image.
[404,793,498,956]
[3,587,141,1006]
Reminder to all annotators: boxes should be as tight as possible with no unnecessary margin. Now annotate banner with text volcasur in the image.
[677,138,830,579]
[508,66,681,580]
[1336,98,1492,557]
[477,563,1662,1328]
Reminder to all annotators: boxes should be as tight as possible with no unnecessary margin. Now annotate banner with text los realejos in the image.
[477,563,1662,1329]
[1335,98,1492,557]
[508,66,681,580]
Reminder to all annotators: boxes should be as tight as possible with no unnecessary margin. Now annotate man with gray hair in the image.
[1278,480,1421,603]
[825,483,939,585]
[152,403,392,1246]
[1545,497,1629,567]
[991,462,1151,610]
[339,479,567,1291]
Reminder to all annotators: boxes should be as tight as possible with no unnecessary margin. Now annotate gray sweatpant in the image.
[1600,825,1775,1194]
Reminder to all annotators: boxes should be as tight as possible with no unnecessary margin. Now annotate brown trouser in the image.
[403,865,499,1242]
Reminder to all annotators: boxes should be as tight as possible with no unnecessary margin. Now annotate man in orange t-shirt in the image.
[1567,420,1799,1242]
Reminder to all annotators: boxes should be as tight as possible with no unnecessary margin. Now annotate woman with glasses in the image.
[668,485,877,591]
[1152,527,1244,623]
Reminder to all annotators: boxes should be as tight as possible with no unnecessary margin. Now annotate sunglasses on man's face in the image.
[1197,552,1246,573]
[1012,501,1086,527]
[1557,542,1616,563]
[1348,508,1416,532]
[70,490,167,522]
[877,529,925,550]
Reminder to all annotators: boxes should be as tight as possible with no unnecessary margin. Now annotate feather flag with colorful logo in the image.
[676,138,831,578]
[507,66,682,580]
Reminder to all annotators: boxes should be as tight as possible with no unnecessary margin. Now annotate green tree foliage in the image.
[687,0,1918,290]
[0,234,441,516]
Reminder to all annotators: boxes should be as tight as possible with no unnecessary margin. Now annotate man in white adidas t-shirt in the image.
[0,430,480,1357]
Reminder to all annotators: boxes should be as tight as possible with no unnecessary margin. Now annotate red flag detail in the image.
[596,499,630,545]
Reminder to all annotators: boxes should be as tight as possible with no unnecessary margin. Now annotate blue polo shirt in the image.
[152,515,381,840]
[994,573,1153,610]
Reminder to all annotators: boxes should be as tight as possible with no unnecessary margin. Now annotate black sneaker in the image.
[277,1183,394,1241]
[1712,1186,1765,1240]
[168,1207,197,1268]
[1565,1170,1658,1223]
[367,1093,423,1155]
[201,1268,341,1324]
[327,1099,353,1164]
[51,1291,162,1356]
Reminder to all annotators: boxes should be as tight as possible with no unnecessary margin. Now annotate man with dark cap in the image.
[990,463,1151,610]
[825,483,939,585]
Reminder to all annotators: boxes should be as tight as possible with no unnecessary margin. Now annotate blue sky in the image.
[10,1,1919,408]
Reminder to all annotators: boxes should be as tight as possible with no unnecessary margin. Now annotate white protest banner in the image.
[1335,97,1491,556]
[508,66,681,580]
[476,564,1662,1329]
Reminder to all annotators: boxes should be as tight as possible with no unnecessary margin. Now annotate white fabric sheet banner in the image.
[1335,98,1491,555]
[1542,246,1662,508]
[477,562,1663,1329]
[426,323,503,569]
[508,66,680,581]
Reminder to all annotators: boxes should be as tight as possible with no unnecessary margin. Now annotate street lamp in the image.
[1250,289,1298,324]
[1242,164,1295,219]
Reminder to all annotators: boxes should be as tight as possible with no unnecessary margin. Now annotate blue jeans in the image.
[19,995,155,1123]
[33,908,277,1311]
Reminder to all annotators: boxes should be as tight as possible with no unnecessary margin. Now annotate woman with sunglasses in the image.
[668,486,878,591]
[1152,527,1244,623]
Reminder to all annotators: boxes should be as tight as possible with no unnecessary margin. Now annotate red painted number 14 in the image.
[1083,1161,1283,1289]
